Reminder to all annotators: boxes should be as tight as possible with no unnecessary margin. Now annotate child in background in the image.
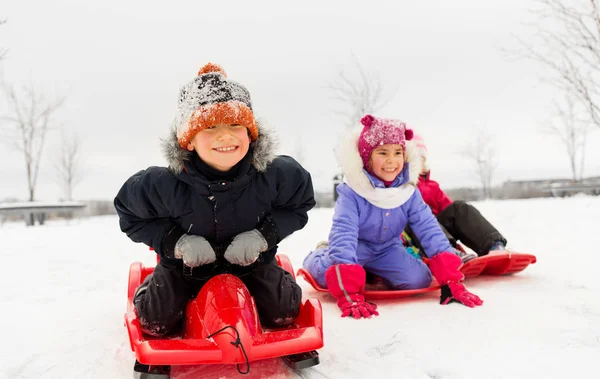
[409,134,507,263]
[303,115,483,319]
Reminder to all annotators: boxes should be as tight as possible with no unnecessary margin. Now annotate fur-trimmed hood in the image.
[160,120,278,174]
[335,127,423,209]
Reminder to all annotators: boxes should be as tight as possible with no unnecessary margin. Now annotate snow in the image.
[1,196,599,379]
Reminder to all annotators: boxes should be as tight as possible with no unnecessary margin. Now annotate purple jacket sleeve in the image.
[327,184,361,265]
[405,189,453,258]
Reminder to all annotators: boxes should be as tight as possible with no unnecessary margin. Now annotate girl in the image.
[303,115,482,319]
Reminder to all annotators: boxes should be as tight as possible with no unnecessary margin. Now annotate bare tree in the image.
[1,81,64,202]
[461,129,498,199]
[327,55,396,128]
[0,22,6,61]
[517,0,600,129]
[543,95,589,181]
[0,20,7,61]
[55,132,84,200]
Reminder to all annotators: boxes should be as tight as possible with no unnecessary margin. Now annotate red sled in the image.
[297,250,537,300]
[458,250,537,277]
[296,268,440,300]
[125,254,323,378]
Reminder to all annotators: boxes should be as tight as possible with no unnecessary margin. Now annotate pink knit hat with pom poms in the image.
[357,114,414,168]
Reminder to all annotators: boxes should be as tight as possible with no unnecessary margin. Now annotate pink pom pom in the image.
[360,114,374,128]
[405,128,414,141]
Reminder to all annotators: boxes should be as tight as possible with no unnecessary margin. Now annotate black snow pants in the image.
[409,200,507,257]
[133,258,302,337]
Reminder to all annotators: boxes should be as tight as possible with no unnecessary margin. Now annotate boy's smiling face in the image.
[187,124,251,172]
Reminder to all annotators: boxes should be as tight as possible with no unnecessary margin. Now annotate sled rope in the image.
[207,325,251,374]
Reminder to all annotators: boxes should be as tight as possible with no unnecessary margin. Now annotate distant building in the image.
[502,176,600,198]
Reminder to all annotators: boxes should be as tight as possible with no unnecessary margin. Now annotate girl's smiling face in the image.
[369,144,405,182]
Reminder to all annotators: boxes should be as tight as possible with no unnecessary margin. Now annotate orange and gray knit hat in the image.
[174,63,258,149]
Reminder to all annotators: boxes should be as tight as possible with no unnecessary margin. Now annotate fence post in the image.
[333,174,343,202]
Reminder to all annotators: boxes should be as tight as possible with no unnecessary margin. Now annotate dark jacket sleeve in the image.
[113,167,185,258]
[266,156,316,243]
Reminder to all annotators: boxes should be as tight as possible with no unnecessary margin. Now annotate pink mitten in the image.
[429,252,483,308]
[325,264,379,319]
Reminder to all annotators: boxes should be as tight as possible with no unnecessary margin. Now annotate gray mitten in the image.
[174,234,217,267]
[224,229,268,266]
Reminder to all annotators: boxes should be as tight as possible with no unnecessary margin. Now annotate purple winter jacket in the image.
[327,167,453,265]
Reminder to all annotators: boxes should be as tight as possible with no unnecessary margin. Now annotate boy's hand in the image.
[224,229,268,266]
[174,234,217,267]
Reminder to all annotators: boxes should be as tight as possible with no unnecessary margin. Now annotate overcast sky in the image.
[1,0,599,201]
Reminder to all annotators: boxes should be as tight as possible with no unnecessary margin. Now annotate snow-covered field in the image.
[1,196,599,379]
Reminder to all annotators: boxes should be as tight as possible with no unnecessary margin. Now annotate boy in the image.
[114,63,315,336]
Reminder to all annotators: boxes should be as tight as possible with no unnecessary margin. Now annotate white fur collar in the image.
[335,128,423,209]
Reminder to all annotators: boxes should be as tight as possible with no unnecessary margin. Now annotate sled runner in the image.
[125,254,323,378]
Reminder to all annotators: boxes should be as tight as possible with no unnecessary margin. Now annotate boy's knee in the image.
[452,200,471,213]
[133,275,187,337]
[135,299,185,337]
[260,281,302,327]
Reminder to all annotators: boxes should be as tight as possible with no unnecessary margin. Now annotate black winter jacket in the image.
[114,125,315,278]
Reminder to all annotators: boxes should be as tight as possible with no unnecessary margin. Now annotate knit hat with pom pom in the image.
[174,62,258,149]
[357,114,414,168]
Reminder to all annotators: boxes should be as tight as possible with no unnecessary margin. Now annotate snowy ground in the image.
[1,196,599,379]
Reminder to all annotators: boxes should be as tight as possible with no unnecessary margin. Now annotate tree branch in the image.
[1,80,65,201]
[326,55,396,128]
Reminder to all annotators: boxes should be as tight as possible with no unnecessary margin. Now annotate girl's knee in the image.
[302,249,330,288]
[410,270,433,289]
[391,270,432,290]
